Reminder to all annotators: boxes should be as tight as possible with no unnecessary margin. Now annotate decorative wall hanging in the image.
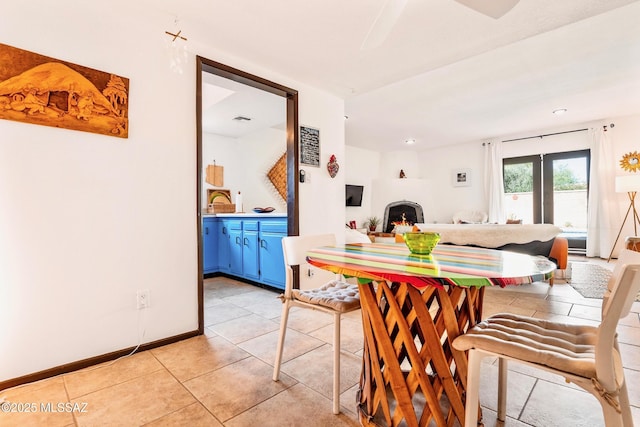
[267,152,287,202]
[327,154,339,178]
[620,151,640,172]
[0,43,129,138]
[205,161,224,187]
[165,20,188,74]
[300,125,320,166]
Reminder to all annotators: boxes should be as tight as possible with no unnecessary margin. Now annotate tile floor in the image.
[1,258,639,426]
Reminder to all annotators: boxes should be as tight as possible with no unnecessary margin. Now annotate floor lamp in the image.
[608,175,640,261]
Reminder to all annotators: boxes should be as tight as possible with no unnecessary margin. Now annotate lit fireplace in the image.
[383,201,424,233]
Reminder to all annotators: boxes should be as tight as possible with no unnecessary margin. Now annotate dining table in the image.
[306,241,556,427]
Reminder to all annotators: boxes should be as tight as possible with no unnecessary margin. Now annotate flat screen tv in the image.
[345,184,364,207]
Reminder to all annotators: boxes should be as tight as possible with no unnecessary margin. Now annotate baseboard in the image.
[0,329,201,392]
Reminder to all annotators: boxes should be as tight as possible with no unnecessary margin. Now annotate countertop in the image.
[202,212,287,218]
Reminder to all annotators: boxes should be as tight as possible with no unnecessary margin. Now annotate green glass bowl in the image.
[403,232,440,255]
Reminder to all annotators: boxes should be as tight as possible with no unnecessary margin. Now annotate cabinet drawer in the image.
[260,220,287,234]
[228,220,243,230]
[244,220,259,232]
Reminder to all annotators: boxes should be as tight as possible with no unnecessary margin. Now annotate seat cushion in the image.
[293,280,360,312]
[453,313,599,378]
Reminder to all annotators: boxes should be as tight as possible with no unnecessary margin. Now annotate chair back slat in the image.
[282,234,336,267]
[602,249,640,318]
[281,234,337,297]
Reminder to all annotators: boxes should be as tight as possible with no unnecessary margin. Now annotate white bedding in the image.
[414,223,562,248]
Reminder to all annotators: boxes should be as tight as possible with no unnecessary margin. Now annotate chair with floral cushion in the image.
[272,234,361,414]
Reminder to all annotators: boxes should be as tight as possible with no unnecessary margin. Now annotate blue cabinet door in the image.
[203,218,217,273]
[259,220,287,289]
[229,221,243,276]
[243,230,260,281]
[217,220,231,272]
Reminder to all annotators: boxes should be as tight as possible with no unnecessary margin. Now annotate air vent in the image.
[232,116,252,121]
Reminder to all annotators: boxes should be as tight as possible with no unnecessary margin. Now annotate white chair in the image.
[272,234,361,414]
[453,249,640,427]
[452,210,488,224]
[344,227,372,244]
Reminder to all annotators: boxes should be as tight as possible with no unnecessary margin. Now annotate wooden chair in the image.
[272,234,361,414]
[453,249,640,427]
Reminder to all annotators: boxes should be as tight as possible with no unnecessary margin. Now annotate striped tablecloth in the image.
[307,242,555,289]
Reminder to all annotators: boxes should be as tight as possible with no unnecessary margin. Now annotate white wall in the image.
[345,146,435,227]
[0,1,345,381]
[346,114,640,257]
[605,115,640,256]
[345,145,380,228]
[296,91,346,237]
[202,128,287,212]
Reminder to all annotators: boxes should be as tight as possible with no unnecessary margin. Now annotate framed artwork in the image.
[0,43,129,138]
[453,169,471,187]
[300,125,320,167]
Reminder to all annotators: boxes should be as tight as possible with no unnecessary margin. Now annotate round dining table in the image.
[306,242,556,427]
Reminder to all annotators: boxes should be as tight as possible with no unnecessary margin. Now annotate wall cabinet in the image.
[202,216,287,289]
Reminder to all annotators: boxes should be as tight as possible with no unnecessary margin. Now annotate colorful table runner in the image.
[307,242,555,289]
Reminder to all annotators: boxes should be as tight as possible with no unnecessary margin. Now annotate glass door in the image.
[503,155,541,224]
[503,150,590,253]
[543,150,590,253]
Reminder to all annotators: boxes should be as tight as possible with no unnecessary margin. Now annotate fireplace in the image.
[383,201,424,233]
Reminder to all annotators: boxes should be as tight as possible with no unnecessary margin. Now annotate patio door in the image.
[503,150,590,252]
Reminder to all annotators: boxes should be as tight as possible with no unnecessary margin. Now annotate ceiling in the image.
[201,72,285,138]
[144,0,640,151]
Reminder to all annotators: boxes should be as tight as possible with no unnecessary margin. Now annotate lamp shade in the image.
[615,175,640,192]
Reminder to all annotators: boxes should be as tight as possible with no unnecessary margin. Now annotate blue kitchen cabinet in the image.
[204,215,287,289]
[258,220,287,289]
[228,221,243,276]
[217,219,231,272]
[202,217,217,273]
[242,221,260,281]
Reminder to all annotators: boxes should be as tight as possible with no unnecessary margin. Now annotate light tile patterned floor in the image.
[1,258,638,426]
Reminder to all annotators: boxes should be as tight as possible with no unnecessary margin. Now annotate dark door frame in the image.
[196,56,299,334]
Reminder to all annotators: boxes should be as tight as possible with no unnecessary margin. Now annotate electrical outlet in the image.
[136,289,150,309]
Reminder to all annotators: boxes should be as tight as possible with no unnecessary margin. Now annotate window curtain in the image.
[483,142,505,223]
[586,127,619,258]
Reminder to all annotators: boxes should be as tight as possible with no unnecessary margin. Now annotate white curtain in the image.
[483,142,505,224]
[586,127,619,258]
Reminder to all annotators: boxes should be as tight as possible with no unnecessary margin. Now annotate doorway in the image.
[503,149,590,253]
[196,56,299,333]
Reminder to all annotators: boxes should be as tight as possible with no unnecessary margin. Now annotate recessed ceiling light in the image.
[405,139,416,145]
[552,108,567,115]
